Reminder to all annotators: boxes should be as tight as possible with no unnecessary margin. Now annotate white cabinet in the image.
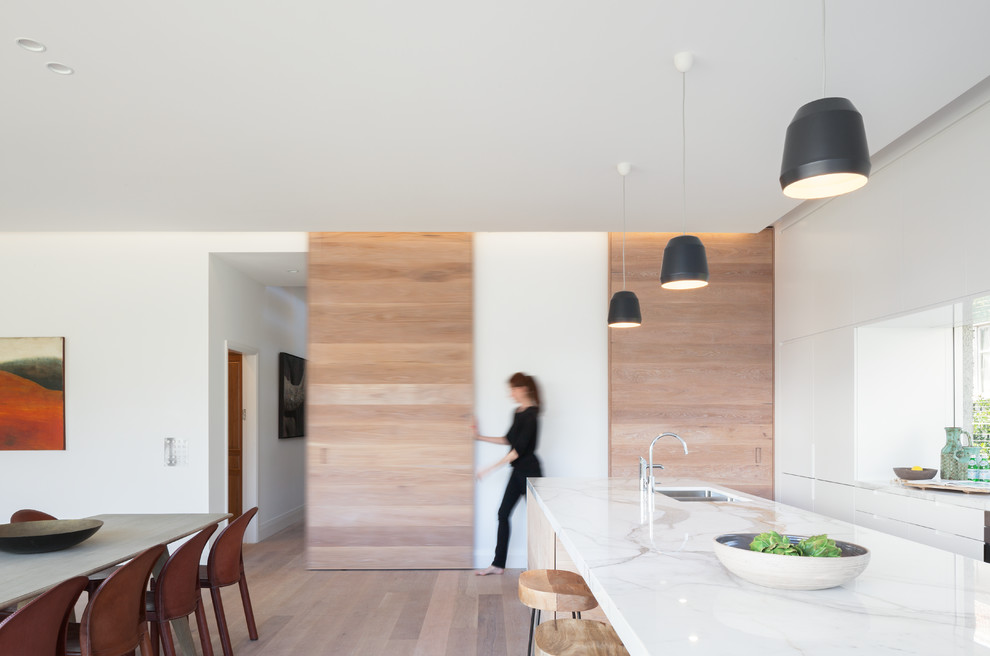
[854,511,984,561]
[853,488,985,560]
[814,479,856,524]
[775,210,857,339]
[777,478,855,524]
[782,479,988,561]
[854,488,983,540]
[812,330,854,485]
[777,339,813,478]
[776,330,855,486]
[777,473,814,511]
[849,186,902,324]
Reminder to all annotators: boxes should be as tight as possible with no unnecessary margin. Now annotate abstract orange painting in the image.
[0,337,65,450]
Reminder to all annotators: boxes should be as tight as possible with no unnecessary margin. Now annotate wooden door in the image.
[227,351,243,519]
[307,232,474,569]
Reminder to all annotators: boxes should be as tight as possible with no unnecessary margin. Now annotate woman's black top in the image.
[506,406,540,473]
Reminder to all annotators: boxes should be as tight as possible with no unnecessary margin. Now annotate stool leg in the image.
[528,609,542,656]
[527,608,536,656]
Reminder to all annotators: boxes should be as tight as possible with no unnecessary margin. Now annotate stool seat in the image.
[518,569,597,613]
[534,619,629,656]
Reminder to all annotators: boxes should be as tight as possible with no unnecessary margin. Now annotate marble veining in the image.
[529,477,990,655]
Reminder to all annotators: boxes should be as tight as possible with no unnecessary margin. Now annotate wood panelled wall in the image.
[609,230,774,498]
[307,233,474,569]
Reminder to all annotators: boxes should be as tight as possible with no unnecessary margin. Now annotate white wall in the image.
[208,259,308,541]
[0,233,306,529]
[473,233,609,568]
[775,93,990,507]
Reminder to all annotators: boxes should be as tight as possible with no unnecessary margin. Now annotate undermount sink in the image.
[655,487,741,503]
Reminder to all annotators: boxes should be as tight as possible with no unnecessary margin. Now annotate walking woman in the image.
[474,372,542,576]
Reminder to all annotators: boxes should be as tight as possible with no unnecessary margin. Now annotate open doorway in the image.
[227,350,244,518]
[226,342,260,543]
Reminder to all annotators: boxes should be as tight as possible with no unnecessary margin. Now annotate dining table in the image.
[1,512,231,655]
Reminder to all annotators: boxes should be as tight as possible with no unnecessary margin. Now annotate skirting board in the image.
[259,505,305,541]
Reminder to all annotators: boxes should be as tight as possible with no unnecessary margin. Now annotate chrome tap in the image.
[646,432,689,491]
[639,456,665,492]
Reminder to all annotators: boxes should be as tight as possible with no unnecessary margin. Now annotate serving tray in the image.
[899,480,990,494]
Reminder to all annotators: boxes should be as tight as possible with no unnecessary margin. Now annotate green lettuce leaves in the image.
[749,531,841,557]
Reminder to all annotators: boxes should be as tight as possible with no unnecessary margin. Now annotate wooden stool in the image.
[534,619,629,656]
[518,570,598,656]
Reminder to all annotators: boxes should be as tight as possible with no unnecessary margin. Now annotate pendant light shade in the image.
[660,235,709,290]
[780,97,870,199]
[608,290,642,327]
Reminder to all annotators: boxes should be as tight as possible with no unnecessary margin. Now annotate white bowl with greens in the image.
[713,532,870,590]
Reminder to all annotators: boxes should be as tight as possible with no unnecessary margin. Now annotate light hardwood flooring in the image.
[192,524,531,655]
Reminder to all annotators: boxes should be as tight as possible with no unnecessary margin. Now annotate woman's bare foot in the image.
[475,565,504,576]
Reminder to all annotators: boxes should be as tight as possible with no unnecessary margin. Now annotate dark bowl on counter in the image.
[893,467,938,480]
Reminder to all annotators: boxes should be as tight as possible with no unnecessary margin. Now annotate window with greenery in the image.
[977,324,989,397]
[975,395,989,439]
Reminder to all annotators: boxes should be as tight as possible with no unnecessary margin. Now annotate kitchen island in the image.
[528,477,990,655]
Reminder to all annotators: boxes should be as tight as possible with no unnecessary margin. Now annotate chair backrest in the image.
[11,509,58,522]
[153,524,217,621]
[80,543,166,656]
[206,507,258,587]
[0,576,88,656]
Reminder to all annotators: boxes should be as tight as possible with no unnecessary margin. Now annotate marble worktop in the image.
[528,477,990,655]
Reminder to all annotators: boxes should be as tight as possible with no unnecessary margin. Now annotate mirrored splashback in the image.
[856,294,990,481]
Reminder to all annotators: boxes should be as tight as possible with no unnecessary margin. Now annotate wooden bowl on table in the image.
[0,519,103,554]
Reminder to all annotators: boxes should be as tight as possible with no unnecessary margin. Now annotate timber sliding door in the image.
[307,233,474,569]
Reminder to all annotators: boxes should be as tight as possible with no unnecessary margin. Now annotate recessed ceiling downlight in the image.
[16,38,46,52]
[46,62,74,75]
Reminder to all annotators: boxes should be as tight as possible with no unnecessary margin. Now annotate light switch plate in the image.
[164,437,189,466]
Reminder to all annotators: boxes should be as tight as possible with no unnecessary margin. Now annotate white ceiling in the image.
[3,1,990,236]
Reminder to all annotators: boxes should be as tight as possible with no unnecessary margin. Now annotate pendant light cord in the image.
[681,68,687,235]
[821,0,827,98]
[621,173,627,290]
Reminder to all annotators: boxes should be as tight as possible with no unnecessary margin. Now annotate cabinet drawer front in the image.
[854,511,984,560]
[854,489,984,540]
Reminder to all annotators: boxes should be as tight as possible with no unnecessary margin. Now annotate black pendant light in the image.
[608,162,642,328]
[660,51,709,291]
[660,235,708,290]
[780,1,870,199]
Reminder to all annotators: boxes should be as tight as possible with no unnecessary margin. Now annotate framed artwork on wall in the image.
[0,337,65,450]
[279,352,305,439]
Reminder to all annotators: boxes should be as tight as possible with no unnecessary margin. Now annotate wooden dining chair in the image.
[199,507,259,656]
[147,524,217,656]
[65,543,166,656]
[10,508,58,523]
[0,575,88,656]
